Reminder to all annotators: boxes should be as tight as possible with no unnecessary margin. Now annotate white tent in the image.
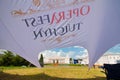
[0,0,120,67]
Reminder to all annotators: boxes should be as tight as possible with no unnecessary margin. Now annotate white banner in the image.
[0,0,120,67]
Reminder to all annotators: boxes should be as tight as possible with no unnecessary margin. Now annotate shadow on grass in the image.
[0,72,106,80]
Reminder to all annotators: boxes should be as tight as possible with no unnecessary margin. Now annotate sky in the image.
[40,44,120,59]
[1,44,120,59]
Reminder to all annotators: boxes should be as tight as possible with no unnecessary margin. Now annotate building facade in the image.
[80,53,120,66]
[44,56,70,64]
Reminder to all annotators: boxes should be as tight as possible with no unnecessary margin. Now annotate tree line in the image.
[0,51,40,67]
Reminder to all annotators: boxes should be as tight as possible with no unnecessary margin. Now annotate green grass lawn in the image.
[0,65,106,80]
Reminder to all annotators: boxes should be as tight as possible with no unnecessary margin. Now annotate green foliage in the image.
[39,54,44,67]
[0,54,4,66]
[69,58,73,64]
[1,51,14,66]
[12,55,30,66]
[0,51,31,66]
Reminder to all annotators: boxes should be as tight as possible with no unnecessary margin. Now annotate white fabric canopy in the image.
[0,0,120,67]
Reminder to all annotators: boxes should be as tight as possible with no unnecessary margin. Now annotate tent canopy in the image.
[0,0,120,67]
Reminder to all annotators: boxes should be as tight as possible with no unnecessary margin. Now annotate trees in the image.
[39,54,44,67]
[69,58,73,64]
[0,54,4,66]
[0,50,31,66]
[12,55,30,66]
[1,51,14,66]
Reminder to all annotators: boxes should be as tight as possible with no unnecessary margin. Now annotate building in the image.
[80,53,120,66]
[44,56,70,64]
[95,54,120,65]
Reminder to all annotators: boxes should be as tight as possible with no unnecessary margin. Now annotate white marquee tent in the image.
[0,0,120,67]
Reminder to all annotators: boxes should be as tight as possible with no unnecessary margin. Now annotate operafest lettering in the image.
[22,4,90,40]
[33,22,82,40]
[22,5,90,27]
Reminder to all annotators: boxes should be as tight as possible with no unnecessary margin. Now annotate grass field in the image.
[0,65,106,80]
